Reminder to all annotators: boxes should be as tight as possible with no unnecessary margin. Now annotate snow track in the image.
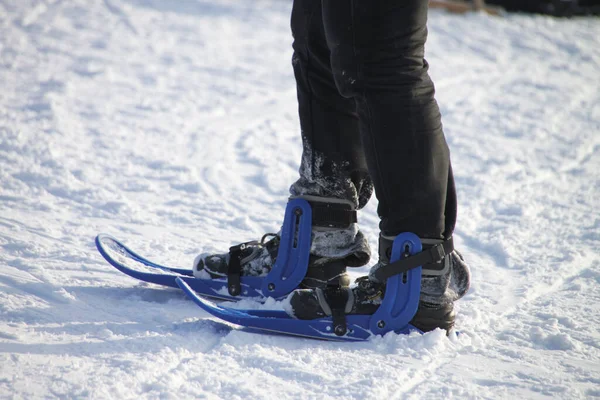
[1,1,599,398]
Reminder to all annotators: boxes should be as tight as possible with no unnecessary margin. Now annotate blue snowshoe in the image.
[95,233,230,298]
[177,232,455,341]
[96,197,363,302]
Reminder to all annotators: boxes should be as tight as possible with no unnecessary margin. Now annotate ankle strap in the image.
[291,196,358,229]
[372,237,454,282]
[309,201,357,229]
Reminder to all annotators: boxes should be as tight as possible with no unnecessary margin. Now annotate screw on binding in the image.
[377,320,386,329]
[294,208,303,216]
[267,283,275,291]
[334,324,347,336]
[229,285,240,296]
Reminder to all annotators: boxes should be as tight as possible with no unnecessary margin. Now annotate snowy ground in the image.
[1,0,599,398]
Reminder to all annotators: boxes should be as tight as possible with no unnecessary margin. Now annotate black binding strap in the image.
[372,238,454,282]
[309,201,357,229]
[227,243,245,296]
[323,285,349,337]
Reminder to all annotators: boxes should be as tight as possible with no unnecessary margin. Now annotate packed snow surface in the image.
[1,0,599,398]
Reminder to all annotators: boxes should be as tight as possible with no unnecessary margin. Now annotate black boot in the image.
[286,234,470,333]
[194,233,352,288]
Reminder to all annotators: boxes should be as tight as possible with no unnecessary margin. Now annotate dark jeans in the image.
[289,0,456,240]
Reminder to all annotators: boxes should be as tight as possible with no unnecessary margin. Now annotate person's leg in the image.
[286,0,374,269]
[289,0,372,211]
[193,0,374,288]
[322,0,453,240]
[324,0,469,310]
[288,0,470,331]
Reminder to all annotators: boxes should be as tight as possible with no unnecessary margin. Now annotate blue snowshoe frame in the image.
[177,232,424,341]
[96,198,314,301]
[195,198,313,299]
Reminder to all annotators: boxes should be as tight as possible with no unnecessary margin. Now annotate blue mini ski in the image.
[95,233,251,301]
[96,198,315,302]
[177,233,425,341]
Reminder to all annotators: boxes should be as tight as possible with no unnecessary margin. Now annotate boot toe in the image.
[196,254,228,278]
[410,302,456,333]
[287,289,327,320]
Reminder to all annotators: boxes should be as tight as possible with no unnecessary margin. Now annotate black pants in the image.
[289,0,456,240]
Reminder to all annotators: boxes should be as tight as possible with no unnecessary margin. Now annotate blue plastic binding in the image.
[188,198,312,299]
[369,232,422,335]
[177,232,424,341]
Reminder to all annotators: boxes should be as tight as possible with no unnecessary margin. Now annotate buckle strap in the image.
[227,242,249,296]
[315,286,353,336]
[372,237,454,282]
[310,201,357,229]
[318,285,350,337]
[226,236,279,296]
